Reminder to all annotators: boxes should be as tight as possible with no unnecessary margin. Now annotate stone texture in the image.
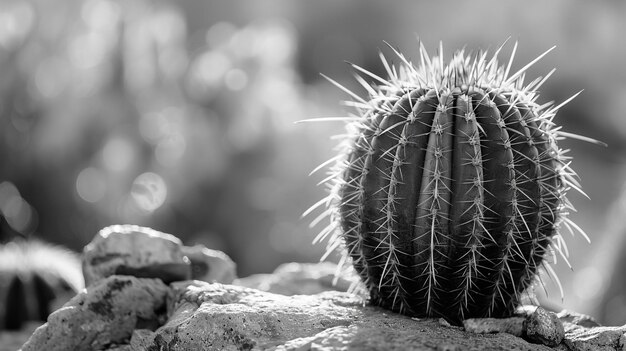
[130,329,157,350]
[19,275,169,351]
[105,346,132,351]
[463,317,525,337]
[235,262,357,295]
[16,224,626,351]
[181,244,237,284]
[132,281,551,351]
[525,307,564,347]
[557,310,601,328]
[17,259,626,351]
[82,224,191,286]
[563,323,626,351]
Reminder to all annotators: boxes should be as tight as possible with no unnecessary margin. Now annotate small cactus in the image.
[0,239,83,330]
[309,41,594,324]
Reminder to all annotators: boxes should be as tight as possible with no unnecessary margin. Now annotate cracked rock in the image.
[20,275,169,351]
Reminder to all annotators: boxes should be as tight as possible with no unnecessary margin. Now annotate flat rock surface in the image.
[134,281,552,351]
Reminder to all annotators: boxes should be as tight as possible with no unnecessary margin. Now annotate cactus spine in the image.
[311,42,590,324]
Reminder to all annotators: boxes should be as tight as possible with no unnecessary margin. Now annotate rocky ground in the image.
[6,225,626,350]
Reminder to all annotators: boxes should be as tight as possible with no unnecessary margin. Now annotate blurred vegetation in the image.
[1,0,625,325]
[0,0,334,277]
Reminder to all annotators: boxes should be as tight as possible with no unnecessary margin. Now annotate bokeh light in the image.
[1,0,625,326]
[76,168,106,203]
[131,172,167,212]
[0,1,34,49]
[0,182,37,235]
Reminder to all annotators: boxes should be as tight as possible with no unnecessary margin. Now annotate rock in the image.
[562,324,626,351]
[16,221,626,351]
[181,245,237,284]
[525,307,564,347]
[235,262,358,295]
[274,325,358,351]
[104,346,132,351]
[82,225,191,285]
[463,316,525,337]
[131,280,551,350]
[19,275,169,351]
[558,310,601,328]
[129,329,157,350]
[146,280,358,350]
[438,318,454,328]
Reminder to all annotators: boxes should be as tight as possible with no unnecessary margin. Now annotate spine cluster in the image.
[309,42,590,324]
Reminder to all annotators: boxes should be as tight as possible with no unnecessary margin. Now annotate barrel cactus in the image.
[0,239,83,330]
[310,42,593,324]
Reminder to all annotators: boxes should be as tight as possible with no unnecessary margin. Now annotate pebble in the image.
[525,307,565,347]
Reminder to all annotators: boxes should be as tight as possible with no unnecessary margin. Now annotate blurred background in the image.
[0,0,625,325]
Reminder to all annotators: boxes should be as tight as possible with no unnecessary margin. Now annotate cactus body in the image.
[313,43,587,324]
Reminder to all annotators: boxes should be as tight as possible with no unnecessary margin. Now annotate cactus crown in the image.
[308,41,593,324]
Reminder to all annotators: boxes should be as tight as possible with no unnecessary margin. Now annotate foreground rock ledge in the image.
[20,275,169,351]
[125,281,548,351]
[19,273,626,350]
[14,220,626,351]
